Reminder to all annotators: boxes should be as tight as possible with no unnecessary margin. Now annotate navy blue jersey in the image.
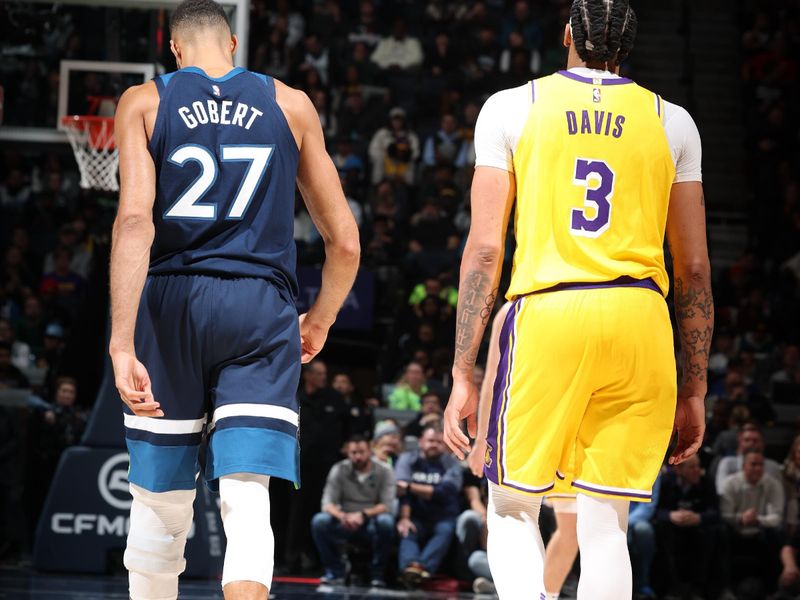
[147,67,299,295]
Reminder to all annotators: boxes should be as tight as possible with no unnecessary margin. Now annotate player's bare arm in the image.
[467,301,510,477]
[444,166,515,459]
[666,181,714,464]
[109,82,162,418]
[275,81,360,363]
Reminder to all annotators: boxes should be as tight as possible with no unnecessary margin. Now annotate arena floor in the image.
[0,569,516,599]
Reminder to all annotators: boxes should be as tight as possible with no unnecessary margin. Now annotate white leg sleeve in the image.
[487,483,546,600]
[219,473,274,589]
[125,484,196,600]
[576,493,631,600]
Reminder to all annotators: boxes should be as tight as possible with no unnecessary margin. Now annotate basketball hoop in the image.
[61,115,119,192]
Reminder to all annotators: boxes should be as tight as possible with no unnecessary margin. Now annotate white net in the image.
[62,117,119,192]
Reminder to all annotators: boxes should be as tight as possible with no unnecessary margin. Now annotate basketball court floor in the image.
[0,568,512,600]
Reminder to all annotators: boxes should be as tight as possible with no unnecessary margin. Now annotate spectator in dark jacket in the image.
[394,423,462,587]
[656,454,724,598]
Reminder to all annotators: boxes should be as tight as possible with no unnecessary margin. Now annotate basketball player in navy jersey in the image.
[108,1,360,598]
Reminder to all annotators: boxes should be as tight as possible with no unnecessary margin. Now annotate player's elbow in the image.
[470,243,502,267]
[329,235,361,264]
[673,256,710,284]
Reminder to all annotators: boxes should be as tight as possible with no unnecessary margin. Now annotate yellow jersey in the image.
[507,70,676,299]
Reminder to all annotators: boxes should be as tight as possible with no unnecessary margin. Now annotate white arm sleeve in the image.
[663,101,703,183]
[474,83,531,173]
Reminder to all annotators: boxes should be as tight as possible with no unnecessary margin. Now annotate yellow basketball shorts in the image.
[484,280,677,502]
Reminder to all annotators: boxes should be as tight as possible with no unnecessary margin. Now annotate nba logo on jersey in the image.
[212,84,221,97]
[593,87,601,103]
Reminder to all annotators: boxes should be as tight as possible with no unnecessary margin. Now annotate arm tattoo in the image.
[674,276,714,385]
[454,270,497,374]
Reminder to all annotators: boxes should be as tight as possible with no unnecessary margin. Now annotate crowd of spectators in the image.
[0,0,799,598]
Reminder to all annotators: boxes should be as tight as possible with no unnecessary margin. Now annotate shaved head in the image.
[170,0,231,40]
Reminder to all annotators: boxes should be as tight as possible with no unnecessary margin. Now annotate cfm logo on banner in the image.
[34,446,224,576]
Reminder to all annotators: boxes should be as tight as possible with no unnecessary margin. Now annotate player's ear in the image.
[563,22,572,48]
[169,39,182,68]
[230,34,239,57]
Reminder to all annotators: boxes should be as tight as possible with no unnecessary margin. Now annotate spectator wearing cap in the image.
[388,362,428,411]
[403,390,443,438]
[0,341,29,389]
[311,435,396,587]
[715,424,782,492]
[395,423,462,587]
[372,420,403,467]
[368,107,420,185]
[720,448,784,588]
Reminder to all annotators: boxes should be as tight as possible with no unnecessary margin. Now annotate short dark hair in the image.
[421,421,443,437]
[170,0,230,36]
[347,434,369,446]
[570,0,637,66]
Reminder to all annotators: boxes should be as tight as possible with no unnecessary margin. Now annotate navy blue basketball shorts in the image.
[124,274,301,493]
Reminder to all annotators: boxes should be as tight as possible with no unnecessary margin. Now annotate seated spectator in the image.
[772,344,800,386]
[372,420,403,466]
[311,435,396,587]
[710,405,751,465]
[628,473,661,600]
[777,528,800,599]
[422,114,463,168]
[656,455,724,599]
[368,107,420,185]
[720,449,785,589]
[499,31,540,76]
[43,223,91,280]
[0,342,29,389]
[0,318,32,370]
[500,0,542,51]
[457,463,494,594]
[403,390,443,438]
[405,199,460,277]
[715,423,781,492]
[783,435,800,532]
[388,362,428,410]
[331,371,374,439]
[14,295,47,357]
[408,274,458,309]
[394,424,462,587]
[38,247,85,322]
[1,245,36,300]
[370,19,423,73]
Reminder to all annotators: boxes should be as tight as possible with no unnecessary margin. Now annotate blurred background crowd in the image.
[1,0,800,598]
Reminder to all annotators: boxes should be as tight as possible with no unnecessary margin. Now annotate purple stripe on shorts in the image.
[656,94,662,117]
[556,470,566,480]
[531,80,536,103]
[533,276,661,295]
[485,299,520,484]
[558,70,634,85]
[503,480,555,495]
[571,481,652,500]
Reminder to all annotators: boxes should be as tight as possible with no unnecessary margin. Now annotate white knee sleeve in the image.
[219,473,274,589]
[576,494,631,600]
[487,483,546,600]
[125,484,196,600]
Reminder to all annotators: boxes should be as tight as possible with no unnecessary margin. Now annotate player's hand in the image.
[298,313,329,364]
[669,390,705,465]
[467,437,487,478]
[780,566,800,587]
[444,378,478,460]
[110,350,162,417]
[397,517,416,538]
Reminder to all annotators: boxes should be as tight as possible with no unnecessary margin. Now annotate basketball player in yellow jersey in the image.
[444,1,713,599]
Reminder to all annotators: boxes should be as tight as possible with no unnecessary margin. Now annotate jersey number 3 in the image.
[570,158,615,238]
[164,144,275,220]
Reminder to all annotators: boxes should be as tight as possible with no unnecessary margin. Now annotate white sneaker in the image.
[473,577,497,594]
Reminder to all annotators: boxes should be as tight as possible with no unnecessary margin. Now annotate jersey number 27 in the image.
[164,144,275,220]
[570,158,615,238]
